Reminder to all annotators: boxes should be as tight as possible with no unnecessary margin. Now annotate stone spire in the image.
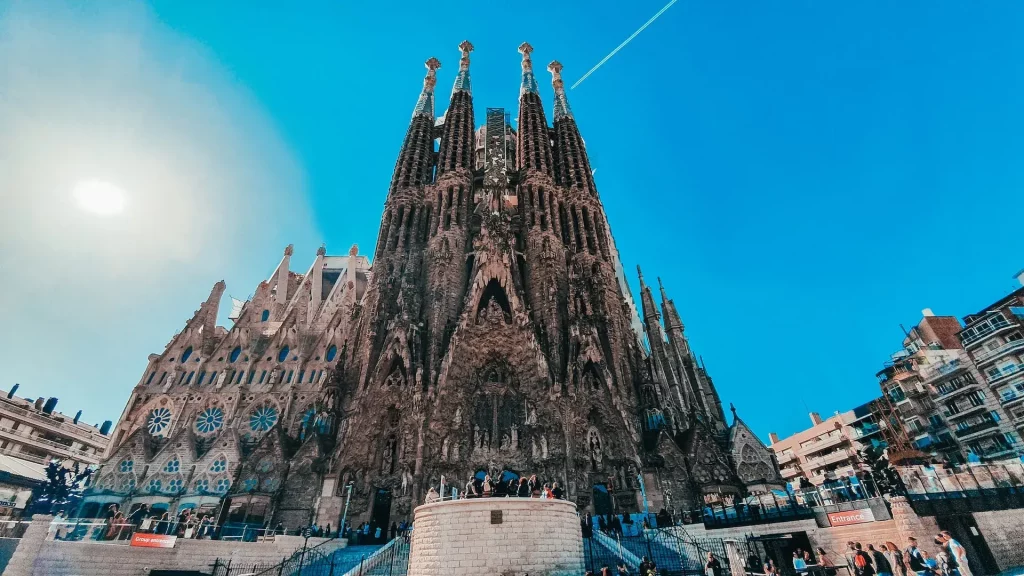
[451,40,473,95]
[437,42,476,178]
[547,61,572,121]
[548,61,597,195]
[519,42,540,96]
[517,43,555,178]
[658,277,685,334]
[412,57,441,119]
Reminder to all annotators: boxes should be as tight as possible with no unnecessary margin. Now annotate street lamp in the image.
[340,482,354,538]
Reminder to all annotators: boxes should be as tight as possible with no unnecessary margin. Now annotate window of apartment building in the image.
[989,410,1001,422]
[1005,432,1021,446]
[928,414,944,428]
[1008,331,1023,342]
[967,390,985,406]
[906,418,924,433]
[888,386,906,403]
[1009,308,1024,320]
[985,339,1003,352]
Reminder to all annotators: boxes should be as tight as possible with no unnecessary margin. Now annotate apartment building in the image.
[769,410,869,488]
[0,385,112,467]
[875,272,1024,463]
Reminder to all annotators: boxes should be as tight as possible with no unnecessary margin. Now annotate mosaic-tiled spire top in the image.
[548,60,573,121]
[451,40,473,95]
[519,42,539,96]
[412,57,441,119]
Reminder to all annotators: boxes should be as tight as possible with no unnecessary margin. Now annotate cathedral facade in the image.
[85,42,783,533]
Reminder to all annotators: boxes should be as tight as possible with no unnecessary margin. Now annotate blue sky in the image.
[2,1,1023,442]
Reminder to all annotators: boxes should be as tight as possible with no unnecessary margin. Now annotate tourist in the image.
[854,543,875,576]
[869,544,892,576]
[465,479,477,498]
[793,551,808,573]
[426,486,440,503]
[390,521,398,541]
[639,556,657,576]
[846,542,859,575]
[580,516,593,538]
[540,483,554,499]
[482,475,493,497]
[764,562,779,576]
[922,550,937,573]
[617,562,631,576]
[553,481,564,500]
[601,564,612,576]
[817,547,837,576]
[528,474,540,496]
[598,515,607,533]
[706,552,723,576]
[746,552,762,574]
[906,537,929,576]
[933,537,957,576]
[803,550,814,566]
[326,523,333,538]
[940,531,969,576]
[507,476,518,497]
[518,477,531,497]
[884,543,906,576]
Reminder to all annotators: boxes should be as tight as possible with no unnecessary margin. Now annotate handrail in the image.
[593,530,640,569]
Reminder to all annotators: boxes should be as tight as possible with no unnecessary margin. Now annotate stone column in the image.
[890,496,939,543]
[4,515,54,576]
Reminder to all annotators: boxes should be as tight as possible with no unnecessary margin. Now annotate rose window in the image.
[210,457,227,473]
[195,407,224,434]
[119,459,134,473]
[215,478,231,493]
[249,405,279,432]
[146,407,172,436]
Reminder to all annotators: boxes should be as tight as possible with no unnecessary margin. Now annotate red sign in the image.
[827,508,875,527]
[130,533,178,548]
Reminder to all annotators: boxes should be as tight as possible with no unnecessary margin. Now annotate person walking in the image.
[552,481,564,499]
[846,542,860,576]
[817,547,838,576]
[869,544,892,576]
[940,531,970,576]
[793,551,808,573]
[934,537,958,576]
[884,542,906,576]
[517,477,530,497]
[853,543,876,576]
[482,476,492,498]
[706,552,723,576]
[905,537,929,576]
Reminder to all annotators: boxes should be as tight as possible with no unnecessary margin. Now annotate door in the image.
[593,483,613,516]
[370,488,393,543]
[936,514,999,575]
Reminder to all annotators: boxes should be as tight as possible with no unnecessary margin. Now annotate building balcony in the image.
[799,433,847,456]
[806,449,856,469]
[0,398,109,449]
[852,423,882,438]
[986,364,1024,386]
[0,425,98,463]
[1000,388,1024,407]
[961,314,1014,348]
[953,419,1000,440]
[944,403,988,421]
[781,466,803,479]
[776,452,796,465]
[974,339,1024,365]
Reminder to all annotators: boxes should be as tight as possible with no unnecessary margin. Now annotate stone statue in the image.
[268,369,280,385]
[541,435,548,459]
[442,437,450,461]
[510,424,518,450]
[500,433,510,450]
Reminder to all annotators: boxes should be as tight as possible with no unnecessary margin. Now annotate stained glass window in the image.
[278,346,290,363]
[249,405,279,432]
[326,345,338,362]
[146,407,172,436]
[216,478,231,493]
[181,347,193,363]
[119,459,134,473]
[166,478,183,493]
[164,458,180,473]
[147,479,162,493]
[195,407,224,434]
[243,478,258,492]
[210,457,227,473]
[195,479,209,493]
[229,346,241,363]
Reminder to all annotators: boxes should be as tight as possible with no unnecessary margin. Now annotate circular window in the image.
[277,346,290,363]
[215,478,231,493]
[229,347,241,363]
[119,459,134,473]
[257,458,275,474]
[326,345,338,362]
[147,479,162,494]
[243,478,258,492]
[249,405,279,432]
[181,347,193,363]
[210,457,227,473]
[195,407,224,434]
[164,458,180,473]
[146,408,172,436]
[166,478,183,493]
[195,479,209,493]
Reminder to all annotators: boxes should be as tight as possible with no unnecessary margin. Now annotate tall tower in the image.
[423,42,476,387]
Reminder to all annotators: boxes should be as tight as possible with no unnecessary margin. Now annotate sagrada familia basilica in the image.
[85,42,784,533]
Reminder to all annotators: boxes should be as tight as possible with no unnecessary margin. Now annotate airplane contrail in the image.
[571,0,679,90]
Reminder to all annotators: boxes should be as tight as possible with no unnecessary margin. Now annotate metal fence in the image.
[47,517,281,544]
[584,526,730,576]
[210,535,410,576]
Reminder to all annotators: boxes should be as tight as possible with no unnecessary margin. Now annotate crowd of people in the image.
[840,533,972,576]
[747,532,973,576]
[424,474,566,502]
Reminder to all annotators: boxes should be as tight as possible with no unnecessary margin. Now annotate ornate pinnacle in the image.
[519,42,534,72]
[284,244,294,257]
[636,265,645,285]
[548,60,565,93]
[458,41,473,70]
[316,243,327,256]
[423,57,441,92]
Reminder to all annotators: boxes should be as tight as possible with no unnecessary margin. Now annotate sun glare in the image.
[72,180,127,216]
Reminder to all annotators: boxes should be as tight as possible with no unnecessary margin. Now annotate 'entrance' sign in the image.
[827,508,875,527]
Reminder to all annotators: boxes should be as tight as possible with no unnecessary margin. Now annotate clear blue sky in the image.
[2,1,1023,442]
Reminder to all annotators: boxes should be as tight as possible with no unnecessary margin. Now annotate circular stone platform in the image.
[409,497,584,576]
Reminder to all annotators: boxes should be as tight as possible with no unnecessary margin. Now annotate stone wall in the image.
[973,509,1024,572]
[408,498,583,576]
[3,515,344,576]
